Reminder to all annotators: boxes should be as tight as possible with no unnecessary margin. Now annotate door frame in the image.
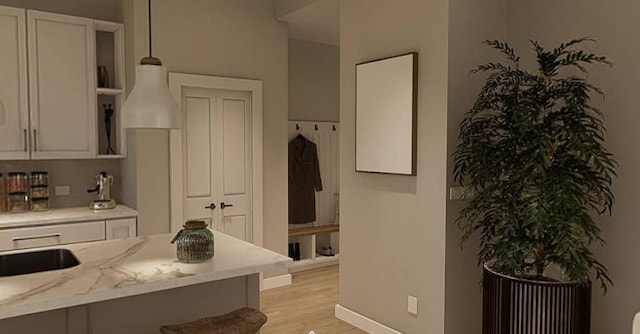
[168,73,263,246]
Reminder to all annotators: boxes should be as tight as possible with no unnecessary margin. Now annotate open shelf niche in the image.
[288,224,340,273]
[95,20,126,158]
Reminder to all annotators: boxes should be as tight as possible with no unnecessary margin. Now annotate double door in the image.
[0,6,96,160]
[181,88,253,242]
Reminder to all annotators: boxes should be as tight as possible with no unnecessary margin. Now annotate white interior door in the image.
[182,87,253,242]
[0,6,29,160]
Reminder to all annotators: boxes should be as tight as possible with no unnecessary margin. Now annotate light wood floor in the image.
[260,265,366,334]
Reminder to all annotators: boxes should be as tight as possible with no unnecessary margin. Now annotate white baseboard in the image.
[335,304,403,334]
[261,274,292,291]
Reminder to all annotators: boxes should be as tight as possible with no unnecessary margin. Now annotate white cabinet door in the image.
[27,10,96,159]
[105,218,137,240]
[0,6,29,160]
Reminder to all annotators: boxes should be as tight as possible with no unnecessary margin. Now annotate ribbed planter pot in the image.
[483,265,591,334]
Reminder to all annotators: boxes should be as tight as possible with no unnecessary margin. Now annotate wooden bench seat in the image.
[288,224,339,237]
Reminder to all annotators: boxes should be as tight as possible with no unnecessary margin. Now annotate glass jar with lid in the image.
[7,172,28,194]
[170,220,214,263]
[30,172,49,186]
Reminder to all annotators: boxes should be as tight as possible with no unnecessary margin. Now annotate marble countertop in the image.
[0,206,138,229]
[0,231,292,320]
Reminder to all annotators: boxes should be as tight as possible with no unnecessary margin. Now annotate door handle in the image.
[205,203,216,210]
[23,129,27,152]
[33,129,37,152]
[220,202,233,209]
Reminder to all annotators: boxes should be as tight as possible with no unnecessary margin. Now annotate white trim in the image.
[261,274,292,291]
[168,73,264,247]
[335,304,404,334]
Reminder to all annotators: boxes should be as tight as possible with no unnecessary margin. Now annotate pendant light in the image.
[122,0,179,129]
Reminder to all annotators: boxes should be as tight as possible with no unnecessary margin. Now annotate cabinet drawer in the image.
[0,221,106,251]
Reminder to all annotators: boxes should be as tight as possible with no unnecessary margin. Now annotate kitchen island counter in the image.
[0,230,291,322]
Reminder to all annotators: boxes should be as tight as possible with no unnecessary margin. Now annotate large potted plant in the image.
[453,38,616,334]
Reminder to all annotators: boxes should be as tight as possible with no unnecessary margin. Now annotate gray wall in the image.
[509,1,640,332]
[339,0,449,333]
[274,0,321,19]
[122,0,289,255]
[445,1,509,333]
[288,39,340,122]
[0,160,121,209]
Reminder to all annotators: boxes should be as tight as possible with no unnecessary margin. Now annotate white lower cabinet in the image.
[0,217,138,251]
[0,221,106,251]
[105,218,137,240]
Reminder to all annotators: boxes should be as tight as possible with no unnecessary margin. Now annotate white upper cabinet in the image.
[27,10,97,159]
[0,6,29,160]
[0,7,124,161]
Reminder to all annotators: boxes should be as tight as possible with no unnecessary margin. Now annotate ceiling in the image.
[278,0,340,46]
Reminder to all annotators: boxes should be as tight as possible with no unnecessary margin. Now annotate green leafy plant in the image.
[453,38,617,290]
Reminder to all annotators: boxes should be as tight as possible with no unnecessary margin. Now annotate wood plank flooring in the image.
[260,265,366,334]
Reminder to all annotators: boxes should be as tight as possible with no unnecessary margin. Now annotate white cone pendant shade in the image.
[122,59,179,129]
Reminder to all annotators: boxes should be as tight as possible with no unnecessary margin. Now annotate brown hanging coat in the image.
[288,135,323,224]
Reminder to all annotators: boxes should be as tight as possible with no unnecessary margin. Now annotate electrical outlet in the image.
[408,295,418,315]
[55,185,71,196]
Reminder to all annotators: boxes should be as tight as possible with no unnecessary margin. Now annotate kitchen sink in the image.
[0,249,80,277]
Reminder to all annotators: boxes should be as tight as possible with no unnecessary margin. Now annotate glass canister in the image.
[8,193,28,213]
[7,172,28,193]
[30,172,49,186]
[170,220,214,263]
[29,172,50,211]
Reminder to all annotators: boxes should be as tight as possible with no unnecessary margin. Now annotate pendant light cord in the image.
[148,0,152,58]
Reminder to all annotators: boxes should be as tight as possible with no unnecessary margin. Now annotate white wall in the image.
[289,39,340,122]
[339,0,449,333]
[509,1,640,332]
[122,0,289,255]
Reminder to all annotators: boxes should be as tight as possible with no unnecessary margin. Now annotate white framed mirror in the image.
[356,52,418,175]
